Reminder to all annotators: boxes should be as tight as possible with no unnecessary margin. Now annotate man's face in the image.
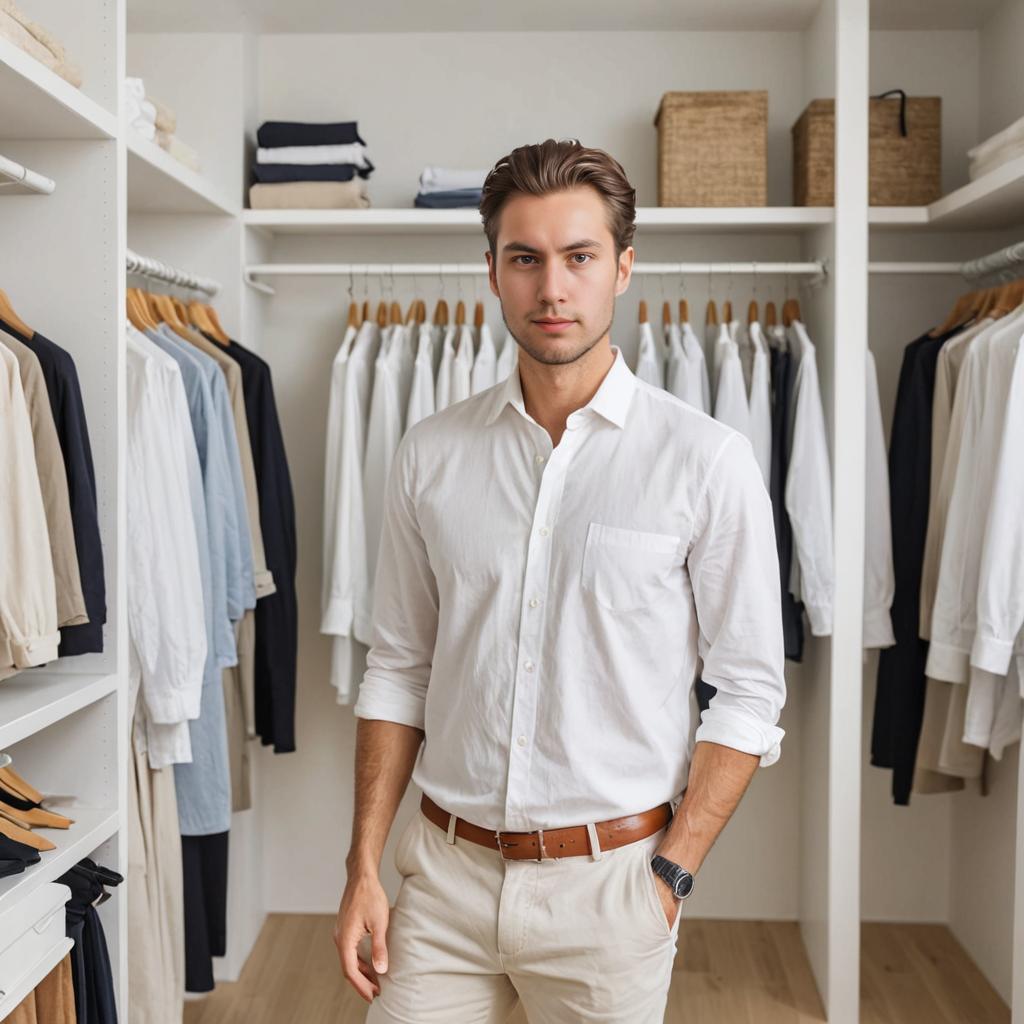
[486,186,633,366]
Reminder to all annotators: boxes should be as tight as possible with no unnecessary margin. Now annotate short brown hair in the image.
[479,139,637,259]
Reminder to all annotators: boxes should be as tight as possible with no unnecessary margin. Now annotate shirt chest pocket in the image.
[580,522,683,613]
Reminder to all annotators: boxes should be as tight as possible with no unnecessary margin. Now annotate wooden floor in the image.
[183,915,1008,1023]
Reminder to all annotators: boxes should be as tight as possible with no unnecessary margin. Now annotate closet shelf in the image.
[0,672,118,750]
[870,152,1024,231]
[0,936,74,1019]
[127,136,237,215]
[0,37,116,141]
[243,206,835,235]
[0,806,118,919]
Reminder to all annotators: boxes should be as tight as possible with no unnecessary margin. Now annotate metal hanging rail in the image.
[0,153,55,195]
[126,248,221,297]
[869,238,1024,280]
[243,259,829,297]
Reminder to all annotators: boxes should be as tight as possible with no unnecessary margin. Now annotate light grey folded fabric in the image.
[248,180,371,210]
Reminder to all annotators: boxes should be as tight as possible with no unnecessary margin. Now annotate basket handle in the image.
[873,88,908,136]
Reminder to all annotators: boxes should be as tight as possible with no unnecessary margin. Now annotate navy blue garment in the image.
[870,327,958,805]
[414,188,483,209]
[0,320,106,656]
[252,160,373,183]
[256,120,365,148]
[769,343,804,661]
[58,859,122,1024]
[215,335,298,753]
[182,831,229,993]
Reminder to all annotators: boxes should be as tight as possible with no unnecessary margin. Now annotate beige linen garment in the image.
[2,333,87,629]
[0,341,60,677]
[248,180,370,210]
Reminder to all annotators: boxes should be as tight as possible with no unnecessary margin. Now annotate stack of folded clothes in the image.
[123,76,200,172]
[250,120,374,209]
[968,112,1024,181]
[413,166,488,208]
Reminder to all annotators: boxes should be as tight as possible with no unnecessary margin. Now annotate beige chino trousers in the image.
[362,807,681,1023]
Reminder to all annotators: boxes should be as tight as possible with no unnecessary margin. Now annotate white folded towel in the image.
[256,143,370,167]
[418,166,488,195]
[968,113,1024,166]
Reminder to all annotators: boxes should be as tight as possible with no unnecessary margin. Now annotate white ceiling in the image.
[126,0,1005,34]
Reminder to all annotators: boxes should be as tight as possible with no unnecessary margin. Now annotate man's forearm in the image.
[654,740,759,874]
[347,718,425,876]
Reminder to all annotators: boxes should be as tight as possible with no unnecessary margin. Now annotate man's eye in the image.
[513,256,536,265]
[571,254,593,264]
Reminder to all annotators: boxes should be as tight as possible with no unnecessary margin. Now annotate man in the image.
[335,139,786,1023]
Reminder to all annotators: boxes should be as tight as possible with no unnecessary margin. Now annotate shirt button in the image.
[539,526,549,536]
[529,598,539,608]
[517,735,527,746]
[535,454,544,464]
[524,660,534,672]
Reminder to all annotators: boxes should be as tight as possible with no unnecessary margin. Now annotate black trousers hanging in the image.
[182,831,230,992]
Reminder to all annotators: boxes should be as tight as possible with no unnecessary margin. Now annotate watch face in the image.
[673,871,694,900]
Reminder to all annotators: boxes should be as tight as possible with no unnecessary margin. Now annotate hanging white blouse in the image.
[495,328,518,381]
[470,323,498,395]
[863,348,895,649]
[747,322,772,486]
[434,325,457,411]
[405,321,438,429]
[712,321,751,438]
[681,321,711,414]
[0,339,58,676]
[634,320,665,388]
[450,323,474,404]
[784,320,834,637]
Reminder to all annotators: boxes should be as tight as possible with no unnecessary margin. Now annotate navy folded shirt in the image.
[1,319,106,657]
[251,160,374,184]
[414,188,483,209]
[256,120,365,149]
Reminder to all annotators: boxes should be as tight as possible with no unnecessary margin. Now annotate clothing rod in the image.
[0,153,55,195]
[869,239,1024,280]
[243,260,828,297]
[126,248,220,297]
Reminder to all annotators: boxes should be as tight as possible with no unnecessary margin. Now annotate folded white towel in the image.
[418,166,488,195]
[256,143,370,167]
[967,113,1024,167]
[124,76,146,102]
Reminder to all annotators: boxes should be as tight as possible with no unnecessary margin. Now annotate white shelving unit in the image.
[127,134,238,214]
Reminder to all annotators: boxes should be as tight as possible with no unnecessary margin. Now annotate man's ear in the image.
[486,251,500,298]
[615,246,635,297]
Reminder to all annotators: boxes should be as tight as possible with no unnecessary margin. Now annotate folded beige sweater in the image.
[0,0,82,87]
[248,180,371,210]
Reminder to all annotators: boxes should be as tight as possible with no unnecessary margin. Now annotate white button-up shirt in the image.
[353,344,786,830]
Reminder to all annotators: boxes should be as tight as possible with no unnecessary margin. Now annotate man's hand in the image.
[650,868,682,929]
[334,867,391,1004]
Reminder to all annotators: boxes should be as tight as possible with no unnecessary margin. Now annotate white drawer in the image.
[0,882,71,994]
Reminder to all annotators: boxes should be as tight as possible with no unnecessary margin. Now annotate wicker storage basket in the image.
[654,91,768,207]
[792,92,941,206]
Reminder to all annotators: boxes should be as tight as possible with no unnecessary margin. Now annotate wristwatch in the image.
[650,854,695,900]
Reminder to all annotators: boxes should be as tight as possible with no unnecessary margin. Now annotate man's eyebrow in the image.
[501,239,604,255]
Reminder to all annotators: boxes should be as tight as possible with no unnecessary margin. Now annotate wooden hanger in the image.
[417,299,427,324]
[764,300,777,327]
[0,287,33,338]
[347,301,360,329]
[929,290,979,337]
[474,301,485,328]
[0,814,55,851]
[189,301,229,344]
[662,301,672,327]
[678,299,689,324]
[722,299,733,323]
[433,298,449,326]
[638,300,648,323]
[747,299,759,325]
[375,301,388,327]
[126,289,155,332]
[361,299,371,323]
[985,279,1024,319]
[0,766,43,805]
[404,299,418,325]
[148,291,195,342]
[388,301,402,325]
[205,304,232,344]
[705,299,718,326]
[454,300,466,326]
[782,296,802,326]
[0,799,73,829]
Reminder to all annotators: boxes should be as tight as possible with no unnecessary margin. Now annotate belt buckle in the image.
[494,827,550,861]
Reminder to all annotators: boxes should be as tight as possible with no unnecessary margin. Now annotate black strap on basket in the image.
[873,88,908,136]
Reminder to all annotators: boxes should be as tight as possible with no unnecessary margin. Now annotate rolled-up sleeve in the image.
[690,432,787,766]
[353,428,438,729]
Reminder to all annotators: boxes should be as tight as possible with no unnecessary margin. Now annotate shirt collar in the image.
[485,344,637,429]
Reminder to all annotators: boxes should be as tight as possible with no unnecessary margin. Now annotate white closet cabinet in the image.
[1,0,1022,1020]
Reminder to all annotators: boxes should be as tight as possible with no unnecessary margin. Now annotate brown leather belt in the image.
[420,793,672,860]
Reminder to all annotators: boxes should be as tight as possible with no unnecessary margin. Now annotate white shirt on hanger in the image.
[785,320,834,637]
[434,324,457,411]
[353,344,786,830]
[664,321,687,401]
[406,322,438,430]
[634,320,665,388]
[450,323,474,404]
[863,348,895,649]
[495,328,519,381]
[713,321,751,439]
[682,321,711,414]
[470,323,498,395]
[747,322,772,486]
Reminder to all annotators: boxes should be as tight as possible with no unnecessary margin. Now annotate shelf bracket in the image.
[243,269,276,296]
